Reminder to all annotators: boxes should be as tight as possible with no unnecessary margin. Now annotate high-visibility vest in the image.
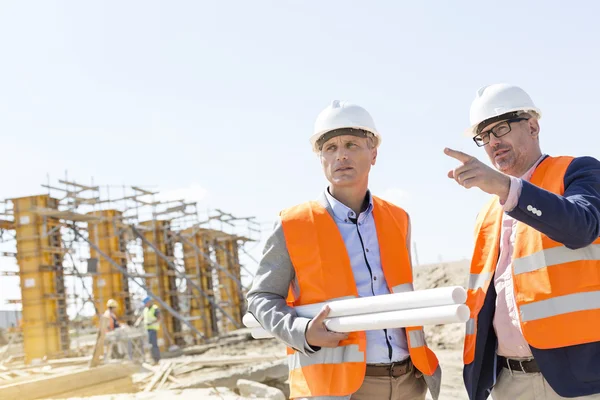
[144,305,160,331]
[281,195,439,398]
[103,309,115,331]
[464,156,600,364]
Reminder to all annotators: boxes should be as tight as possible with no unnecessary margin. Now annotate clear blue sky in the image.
[1,2,599,309]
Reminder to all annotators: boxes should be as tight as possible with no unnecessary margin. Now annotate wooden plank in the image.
[143,362,170,392]
[48,356,91,366]
[89,316,108,368]
[9,370,29,378]
[167,374,182,385]
[142,362,158,373]
[155,363,174,391]
[0,363,138,400]
[173,354,282,376]
[0,373,12,381]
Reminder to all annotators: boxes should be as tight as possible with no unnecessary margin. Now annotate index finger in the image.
[444,147,473,163]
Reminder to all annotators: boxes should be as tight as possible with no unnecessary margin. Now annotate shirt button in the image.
[389,336,392,340]
[373,276,377,281]
[366,248,369,252]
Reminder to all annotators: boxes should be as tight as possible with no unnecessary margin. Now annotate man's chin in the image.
[495,161,514,174]
[329,178,357,187]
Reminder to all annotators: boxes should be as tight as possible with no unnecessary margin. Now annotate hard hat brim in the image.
[463,107,542,137]
[310,127,381,152]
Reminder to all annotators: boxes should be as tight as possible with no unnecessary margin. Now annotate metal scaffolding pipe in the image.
[70,225,205,338]
[131,225,241,329]
[176,233,246,290]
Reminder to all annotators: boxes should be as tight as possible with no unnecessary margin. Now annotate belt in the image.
[365,358,411,377]
[498,356,541,373]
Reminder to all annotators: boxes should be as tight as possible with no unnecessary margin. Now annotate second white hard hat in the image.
[310,100,381,152]
[465,83,542,136]
[107,299,119,308]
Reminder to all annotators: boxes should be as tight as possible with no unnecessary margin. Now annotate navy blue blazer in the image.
[464,155,600,399]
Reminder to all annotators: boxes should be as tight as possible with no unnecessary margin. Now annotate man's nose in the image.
[488,133,502,147]
[335,148,349,160]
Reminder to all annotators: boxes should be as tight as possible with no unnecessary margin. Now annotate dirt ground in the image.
[49,259,473,399]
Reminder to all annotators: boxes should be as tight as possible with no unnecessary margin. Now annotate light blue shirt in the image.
[324,189,409,364]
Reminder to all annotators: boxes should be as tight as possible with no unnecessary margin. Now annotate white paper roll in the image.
[250,304,470,339]
[242,286,466,329]
[250,327,275,339]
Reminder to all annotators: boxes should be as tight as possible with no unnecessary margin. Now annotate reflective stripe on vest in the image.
[287,343,364,370]
[280,195,439,398]
[464,156,600,364]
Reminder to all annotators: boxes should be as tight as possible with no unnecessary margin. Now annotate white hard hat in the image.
[465,83,542,136]
[310,100,381,152]
[107,299,118,308]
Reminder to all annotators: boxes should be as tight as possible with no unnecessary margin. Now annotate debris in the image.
[173,359,288,390]
[143,362,172,392]
[237,379,286,400]
[172,354,282,376]
[155,363,174,391]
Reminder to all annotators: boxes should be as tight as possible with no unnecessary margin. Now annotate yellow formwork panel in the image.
[181,228,216,341]
[12,195,69,364]
[214,239,242,333]
[87,210,131,321]
[140,220,182,348]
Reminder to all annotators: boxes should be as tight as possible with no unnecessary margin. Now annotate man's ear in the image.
[529,118,540,138]
[371,148,378,166]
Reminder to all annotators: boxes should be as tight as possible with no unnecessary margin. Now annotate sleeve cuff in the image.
[300,317,321,354]
[501,176,522,212]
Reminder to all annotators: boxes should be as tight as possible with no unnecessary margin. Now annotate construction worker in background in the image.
[143,296,161,364]
[446,83,600,399]
[247,100,441,400]
[104,299,120,332]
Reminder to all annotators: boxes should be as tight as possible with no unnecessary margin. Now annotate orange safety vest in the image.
[464,156,600,364]
[280,195,439,398]
[103,309,115,332]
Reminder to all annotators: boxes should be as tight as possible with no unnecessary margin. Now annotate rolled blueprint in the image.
[250,303,470,339]
[243,285,466,329]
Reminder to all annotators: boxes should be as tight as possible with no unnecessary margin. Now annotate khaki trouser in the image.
[351,368,427,400]
[492,368,600,400]
[295,365,427,400]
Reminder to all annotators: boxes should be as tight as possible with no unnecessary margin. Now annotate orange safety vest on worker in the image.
[280,195,439,398]
[103,309,116,332]
[464,156,600,364]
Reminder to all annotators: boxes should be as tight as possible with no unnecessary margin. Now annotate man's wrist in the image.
[496,174,511,203]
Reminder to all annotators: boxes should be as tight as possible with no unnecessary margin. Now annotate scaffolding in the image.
[87,210,133,323]
[0,178,260,363]
[180,227,218,340]
[139,219,183,348]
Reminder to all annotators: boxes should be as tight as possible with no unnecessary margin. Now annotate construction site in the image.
[0,177,295,399]
[0,178,475,400]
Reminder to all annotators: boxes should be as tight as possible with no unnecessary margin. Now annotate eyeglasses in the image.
[473,117,530,147]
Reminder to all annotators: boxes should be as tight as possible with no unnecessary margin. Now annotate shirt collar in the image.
[324,188,374,222]
[522,154,547,181]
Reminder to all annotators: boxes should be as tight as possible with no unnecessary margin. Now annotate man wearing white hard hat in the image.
[247,100,442,400]
[104,299,120,332]
[445,83,600,399]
